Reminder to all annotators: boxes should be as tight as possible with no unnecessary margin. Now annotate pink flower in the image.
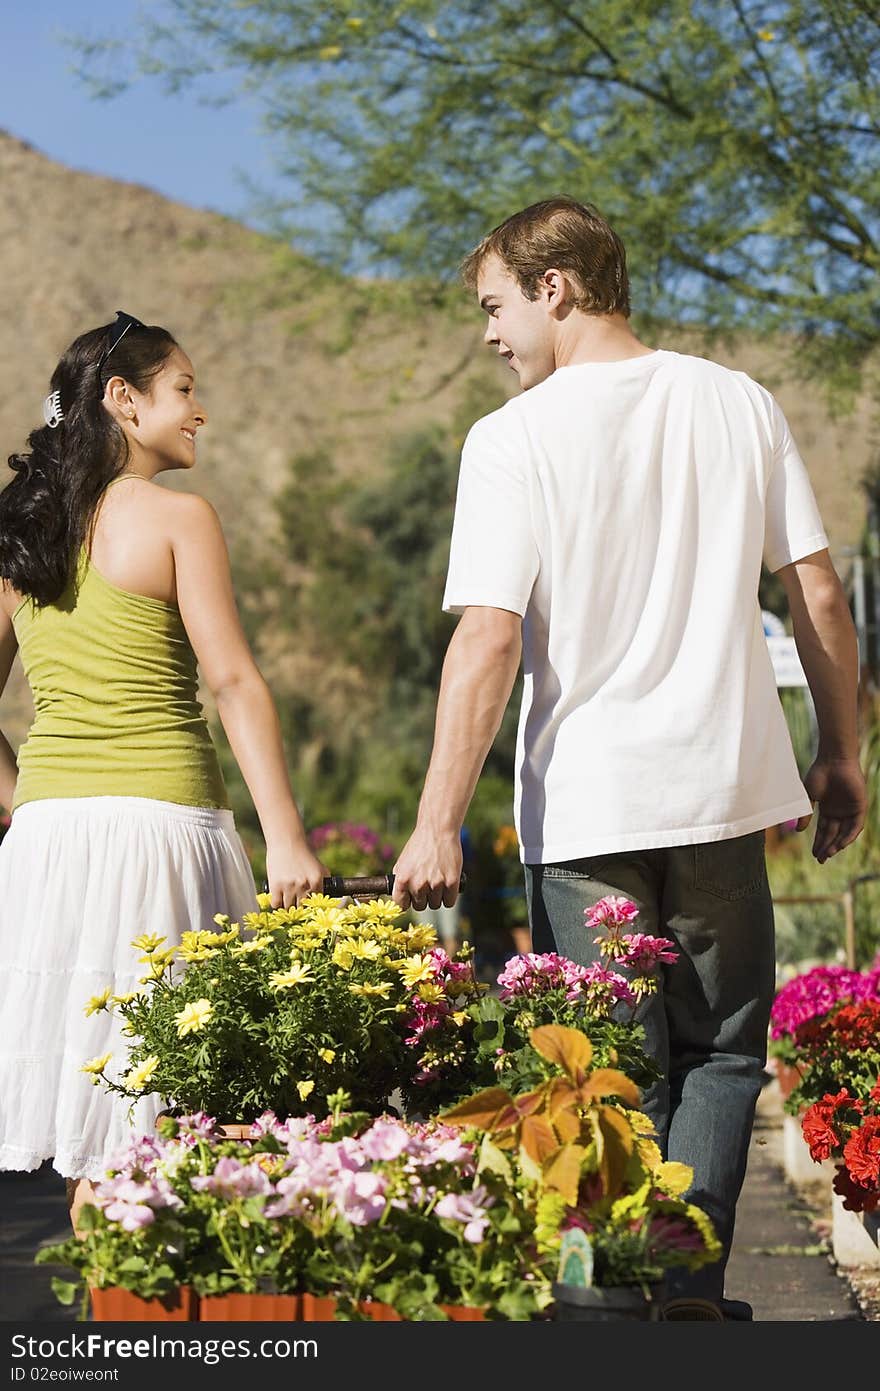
[190,1157,272,1200]
[360,1120,411,1162]
[617,933,679,974]
[580,962,637,1009]
[435,1186,493,1242]
[584,897,640,929]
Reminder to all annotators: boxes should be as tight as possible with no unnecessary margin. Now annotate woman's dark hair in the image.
[0,317,178,606]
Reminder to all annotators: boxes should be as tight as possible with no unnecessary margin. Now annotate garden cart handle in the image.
[322,872,467,899]
[260,873,467,900]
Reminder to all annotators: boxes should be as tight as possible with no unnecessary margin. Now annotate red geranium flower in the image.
[801,1090,862,1161]
[842,1115,880,1188]
[833,1163,880,1214]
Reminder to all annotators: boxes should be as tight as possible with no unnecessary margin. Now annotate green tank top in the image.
[11,519,229,812]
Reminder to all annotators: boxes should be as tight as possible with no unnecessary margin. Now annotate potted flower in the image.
[37,1102,553,1322]
[439,1023,721,1321]
[435,895,673,1114]
[786,988,880,1207]
[84,895,484,1125]
[769,961,880,1104]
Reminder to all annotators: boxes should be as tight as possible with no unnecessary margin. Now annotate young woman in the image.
[0,311,327,1226]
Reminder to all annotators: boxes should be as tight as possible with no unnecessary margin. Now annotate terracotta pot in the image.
[356,1299,402,1320]
[90,1286,197,1322]
[774,1061,804,1104]
[199,1292,301,1321]
[299,1293,339,1320]
[215,1123,257,1142]
[439,1304,488,1321]
[296,1295,486,1321]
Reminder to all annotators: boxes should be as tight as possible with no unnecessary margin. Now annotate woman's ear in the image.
[104,375,136,422]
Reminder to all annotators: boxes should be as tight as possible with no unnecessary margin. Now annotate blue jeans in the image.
[524,832,775,1302]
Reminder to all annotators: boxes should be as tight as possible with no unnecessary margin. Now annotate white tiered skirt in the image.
[0,796,259,1181]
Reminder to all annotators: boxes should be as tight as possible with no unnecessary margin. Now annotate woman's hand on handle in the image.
[265,839,329,909]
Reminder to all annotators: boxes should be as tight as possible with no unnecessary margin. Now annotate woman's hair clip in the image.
[43,390,65,429]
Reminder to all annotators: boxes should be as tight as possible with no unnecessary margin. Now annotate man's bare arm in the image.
[393,606,522,911]
[777,549,866,863]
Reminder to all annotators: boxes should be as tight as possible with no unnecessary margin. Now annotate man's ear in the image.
[541,267,572,311]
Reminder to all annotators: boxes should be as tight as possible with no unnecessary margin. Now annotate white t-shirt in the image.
[442,349,828,863]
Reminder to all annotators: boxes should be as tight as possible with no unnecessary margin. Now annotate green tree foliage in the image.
[79,0,880,390]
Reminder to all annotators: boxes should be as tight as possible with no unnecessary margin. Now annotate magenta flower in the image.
[770,965,880,1041]
[580,961,637,1009]
[617,933,679,974]
[584,896,640,929]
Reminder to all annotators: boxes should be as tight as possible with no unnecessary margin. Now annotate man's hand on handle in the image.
[797,756,867,863]
[392,828,463,912]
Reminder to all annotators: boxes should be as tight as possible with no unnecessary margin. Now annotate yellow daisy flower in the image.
[300,893,337,911]
[417,982,445,1004]
[123,1055,160,1093]
[80,1052,112,1077]
[131,933,167,953]
[404,925,438,951]
[174,999,214,1037]
[318,1048,336,1064]
[350,981,393,999]
[395,954,437,989]
[84,988,112,1017]
[296,1079,315,1100]
[230,935,272,955]
[269,962,315,990]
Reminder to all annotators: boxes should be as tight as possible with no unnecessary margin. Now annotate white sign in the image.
[766,635,808,688]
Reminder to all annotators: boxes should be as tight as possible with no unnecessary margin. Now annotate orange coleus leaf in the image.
[513,1085,550,1120]
[551,1106,582,1144]
[546,1077,580,1119]
[541,1144,585,1207]
[529,1025,593,1078]
[594,1105,635,1197]
[439,1087,517,1133]
[579,1068,640,1107]
[520,1113,559,1166]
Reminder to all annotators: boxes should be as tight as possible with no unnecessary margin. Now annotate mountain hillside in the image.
[0,129,874,751]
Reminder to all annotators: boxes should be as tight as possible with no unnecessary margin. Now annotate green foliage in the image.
[77,0,880,392]
[35,1202,185,1319]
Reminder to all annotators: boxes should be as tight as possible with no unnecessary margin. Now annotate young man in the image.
[392,196,867,1318]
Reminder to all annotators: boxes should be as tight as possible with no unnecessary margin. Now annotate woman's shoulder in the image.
[100,478,222,542]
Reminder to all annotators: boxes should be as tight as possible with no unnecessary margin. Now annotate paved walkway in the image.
[0,1077,869,1323]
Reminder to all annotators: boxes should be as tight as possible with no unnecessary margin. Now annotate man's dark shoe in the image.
[660,1297,725,1321]
[720,1298,754,1321]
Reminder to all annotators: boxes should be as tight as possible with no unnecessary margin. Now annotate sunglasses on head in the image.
[96,310,146,380]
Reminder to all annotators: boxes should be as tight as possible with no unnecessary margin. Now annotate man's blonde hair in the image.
[461,196,630,317]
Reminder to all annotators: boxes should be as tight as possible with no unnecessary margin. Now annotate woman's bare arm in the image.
[170,494,326,906]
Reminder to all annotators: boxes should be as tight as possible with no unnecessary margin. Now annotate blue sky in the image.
[0,1,281,228]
